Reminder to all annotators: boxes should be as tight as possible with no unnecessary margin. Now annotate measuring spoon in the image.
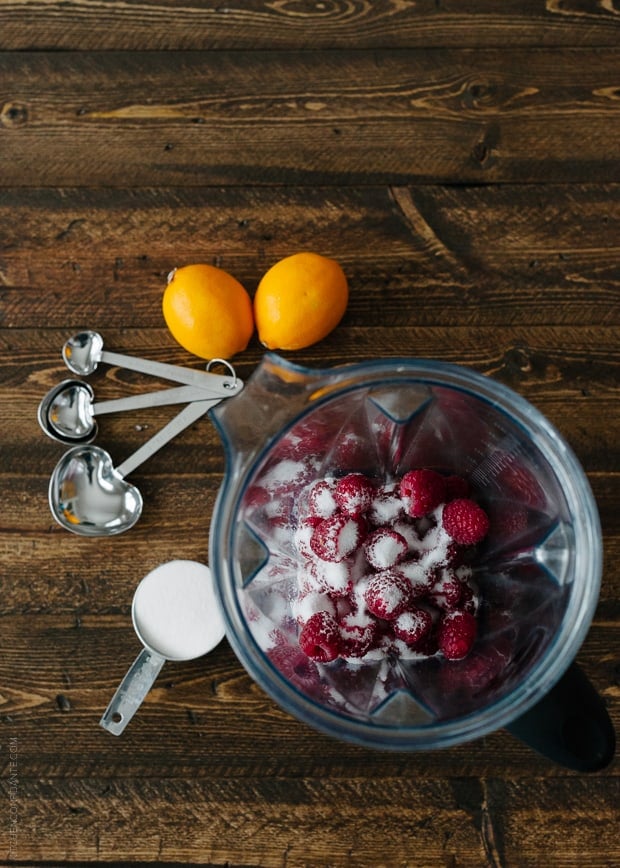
[63,330,238,389]
[100,560,226,736]
[48,397,224,536]
[39,377,240,445]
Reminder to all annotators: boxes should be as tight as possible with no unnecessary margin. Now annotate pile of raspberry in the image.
[291,468,490,664]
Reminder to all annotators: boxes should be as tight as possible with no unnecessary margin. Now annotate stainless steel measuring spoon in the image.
[100,560,226,736]
[48,394,233,536]
[63,330,238,389]
[39,376,240,445]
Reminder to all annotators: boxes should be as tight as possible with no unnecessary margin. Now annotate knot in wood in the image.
[1,101,29,128]
[467,79,497,107]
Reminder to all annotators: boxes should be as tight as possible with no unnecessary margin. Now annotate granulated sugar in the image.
[133,560,225,660]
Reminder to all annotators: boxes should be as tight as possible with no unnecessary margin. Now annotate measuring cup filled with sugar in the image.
[100,560,225,735]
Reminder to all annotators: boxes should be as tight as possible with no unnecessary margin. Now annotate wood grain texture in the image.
[0,185,618,326]
[0,775,618,865]
[0,4,619,865]
[1,0,619,51]
[2,49,620,186]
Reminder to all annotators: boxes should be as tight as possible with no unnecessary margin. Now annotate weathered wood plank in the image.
[1,186,618,328]
[1,0,619,51]
[0,772,618,864]
[2,50,620,185]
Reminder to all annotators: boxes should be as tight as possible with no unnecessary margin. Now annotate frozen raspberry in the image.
[445,475,471,500]
[369,484,404,525]
[307,478,338,519]
[293,516,323,560]
[393,606,433,646]
[334,473,374,516]
[437,610,477,660]
[243,484,271,510]
[441,642,511,694]
[299,611,342,662]
[399,469,447,518]
[276,422,328,460]
[363,570,411,621]
[364,527,408,570]
[442,498,490,545]
[428,568,463,611]
[267,646,320,691]
[310,513,366,563]
[338,613,379,658]
[311,557,354,596]
[397,559,433,598]
[292,590,337,625]
[391,519,422,554]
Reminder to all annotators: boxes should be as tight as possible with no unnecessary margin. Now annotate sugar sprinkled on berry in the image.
[364,570,411,621]
[364,527,408,570]
[299,611,342,662]
[400,469,447,518]
[334,473,374,516]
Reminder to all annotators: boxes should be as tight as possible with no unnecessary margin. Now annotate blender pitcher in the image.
[209,354,615,771]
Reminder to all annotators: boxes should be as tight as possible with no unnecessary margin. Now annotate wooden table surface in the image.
[1,3,619,866]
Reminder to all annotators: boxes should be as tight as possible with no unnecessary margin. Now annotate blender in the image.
[209,355,614,771]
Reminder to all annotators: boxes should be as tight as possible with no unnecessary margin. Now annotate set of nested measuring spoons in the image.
[38,330,243,537]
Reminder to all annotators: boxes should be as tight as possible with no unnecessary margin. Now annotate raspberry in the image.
[310,513,366,563]
[299,611,342,662]
[363,527,408,570]
[368,484,404,525]
[428,568,463,611]
[399,469,447,518]
[393,606,433,646]
[390,519,420,551]
[293,516,323,560]
[442,498,490,545]
[307,478,338,519]
[441,642,511,694]
[397,559,433,598]
[267,645,321,691]
[311,557,354,596]
[243,484,271,510]
[363,570,411,621]
[334,473,374,516]
[292,590,337,624]
[437,610,477,660]
[276,422,327,460]
[338,613,379,658]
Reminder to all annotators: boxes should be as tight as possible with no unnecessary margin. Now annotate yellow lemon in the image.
[254,252,348,351]
[162,263,254,360]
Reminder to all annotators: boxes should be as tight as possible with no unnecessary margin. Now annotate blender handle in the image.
[506,662,616,772]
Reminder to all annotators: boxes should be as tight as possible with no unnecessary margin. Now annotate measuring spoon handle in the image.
[99,647,166,736]
[100,349,237,390]
[115,399,216,479]
[92,384,228,416]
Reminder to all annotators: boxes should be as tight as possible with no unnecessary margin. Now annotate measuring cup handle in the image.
[99,647,166,736]
[506,662,616,772]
